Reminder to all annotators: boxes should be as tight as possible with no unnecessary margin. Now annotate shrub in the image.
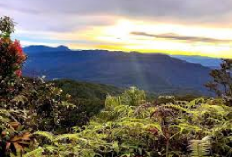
[0,16,26,97]
[0,16,79,156]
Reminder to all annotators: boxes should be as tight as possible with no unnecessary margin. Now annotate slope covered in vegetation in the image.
[52,79,122,100]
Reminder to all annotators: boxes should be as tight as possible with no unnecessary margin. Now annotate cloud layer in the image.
[131,32,232,43]
[1,0,232,32]
[1,0,232,58]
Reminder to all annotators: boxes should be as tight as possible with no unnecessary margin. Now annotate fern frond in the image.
[163,104,188,113]
[33,131,54,142]
[55,133,80,142]
[172,123,202,134]
[187,98,205,108]
[189,136,211,157]
[23,147,44,157]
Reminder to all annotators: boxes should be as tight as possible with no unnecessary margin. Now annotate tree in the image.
[0,16,26,97]
[205,59,232,104]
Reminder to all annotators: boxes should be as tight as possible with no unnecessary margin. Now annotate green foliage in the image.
[0,17,26,97]
[206,59,232,105]
[52,79,123,120]
[23,87,232,157]
[189,136,211,157]
[2,77,232,156]
[2,78,232,156]
[23,147,44,157]
[52,79,122,100]
[120,86,146,106]
[0,16,14,38]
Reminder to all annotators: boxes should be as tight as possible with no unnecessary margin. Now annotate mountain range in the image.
[23,45,214,95]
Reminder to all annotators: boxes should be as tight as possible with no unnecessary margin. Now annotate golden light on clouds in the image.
[16,18,232,58]
[3,0,232,58]
[76,19,232,58]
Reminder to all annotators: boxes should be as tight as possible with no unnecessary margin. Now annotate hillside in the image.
[50,79,123,119]
[52,79,122,100]
[23,46,212,95]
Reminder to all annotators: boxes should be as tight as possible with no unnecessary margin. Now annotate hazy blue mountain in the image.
[24,45,71,53]
[171,55,222,68]
[23,46,212,95]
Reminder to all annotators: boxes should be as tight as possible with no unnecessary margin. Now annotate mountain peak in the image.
[23,45,71,53]
[56,45,70,51]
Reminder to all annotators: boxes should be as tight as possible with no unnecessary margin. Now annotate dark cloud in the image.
[131,32,232,43]
[1,0,232,24]
[0,3,40,14]
[1,0,232,34]
[0,1,117,32]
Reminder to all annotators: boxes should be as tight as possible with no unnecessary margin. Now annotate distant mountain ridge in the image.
[23,45,212,95]
[24,45,71,53]
[24,45,222,68]
[171,55,222,68]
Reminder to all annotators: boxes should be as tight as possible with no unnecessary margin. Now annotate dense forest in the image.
[1,16,232,157]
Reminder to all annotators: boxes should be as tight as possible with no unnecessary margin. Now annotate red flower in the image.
[0,37,26,78]
[15,70,22,77]
[13,40,23,56]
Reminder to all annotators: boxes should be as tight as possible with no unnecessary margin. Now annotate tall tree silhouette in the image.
[206,59,232,104]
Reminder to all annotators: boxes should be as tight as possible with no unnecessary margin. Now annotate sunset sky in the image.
[1,0,232,58]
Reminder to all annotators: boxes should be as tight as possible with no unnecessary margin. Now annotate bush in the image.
[0,16,26,97]
[0,16,80,156]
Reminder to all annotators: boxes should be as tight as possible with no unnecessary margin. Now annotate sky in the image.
[1,0,232,58]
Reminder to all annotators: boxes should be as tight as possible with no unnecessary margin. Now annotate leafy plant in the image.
[189,136,211,157]
[0,16,26,98]
[206,59,232,105]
